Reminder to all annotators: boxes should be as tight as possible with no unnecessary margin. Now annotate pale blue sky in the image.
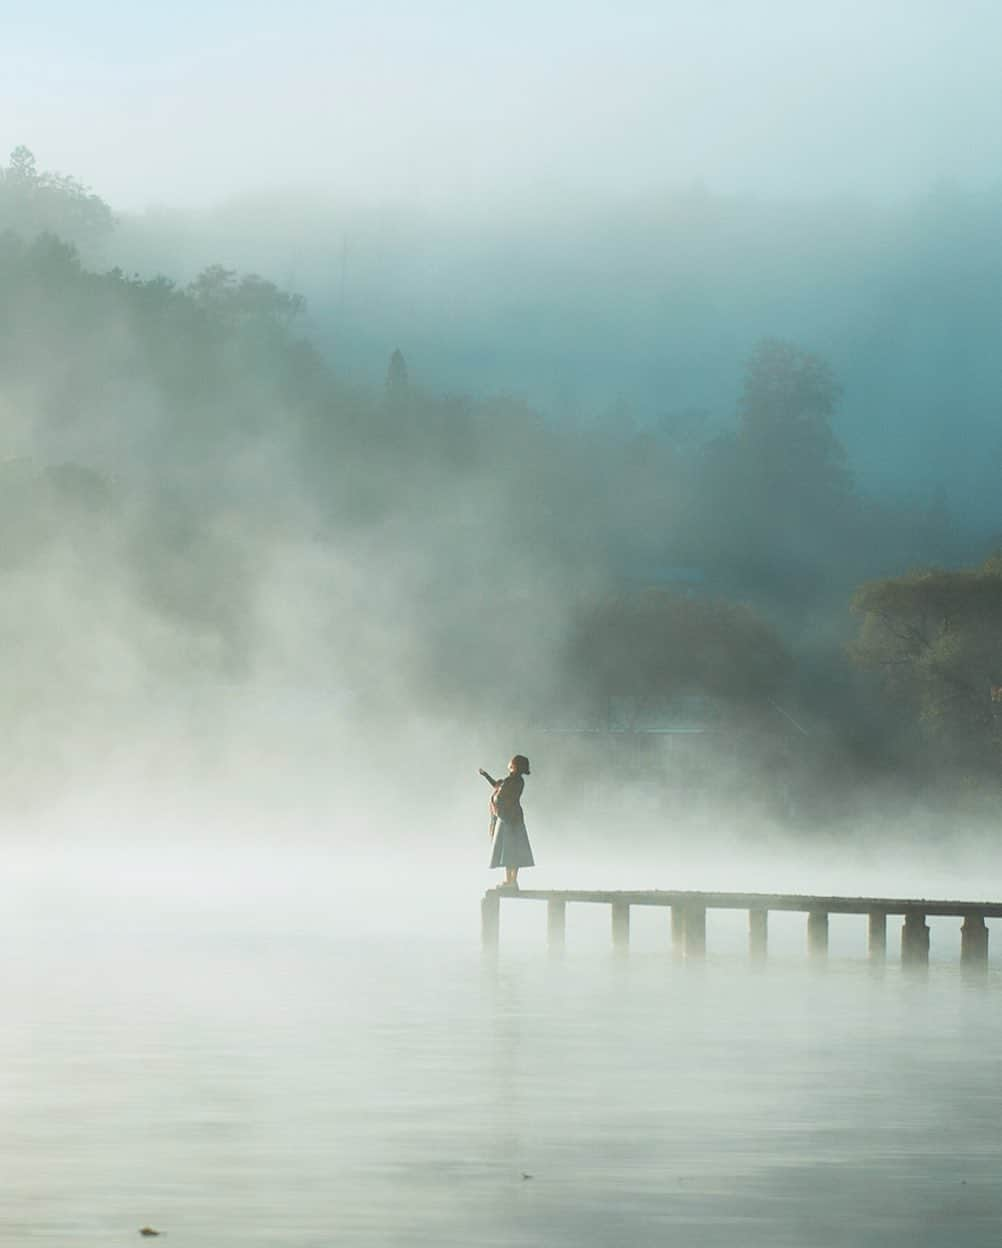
[2,0,1001,210]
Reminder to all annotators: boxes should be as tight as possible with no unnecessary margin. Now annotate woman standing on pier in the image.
[479,755,534,889]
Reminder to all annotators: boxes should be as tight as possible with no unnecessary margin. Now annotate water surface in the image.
[4,852,1001,1246]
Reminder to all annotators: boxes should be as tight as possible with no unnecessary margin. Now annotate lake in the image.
[4,845,1002,1246]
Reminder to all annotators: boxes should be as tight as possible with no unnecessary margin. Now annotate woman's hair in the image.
[511,754,531,775]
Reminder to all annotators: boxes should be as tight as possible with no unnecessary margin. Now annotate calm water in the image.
[5,850,1002,1247]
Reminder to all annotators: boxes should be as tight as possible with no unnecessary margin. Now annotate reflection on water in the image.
[4,859,1002,1246]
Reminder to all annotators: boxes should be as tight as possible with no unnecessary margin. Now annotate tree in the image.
[567,589,792,725]
[187,265,304,329]
[6,146,37,181]
[696,339,856,604]
[740,339,841,434]
[850,555,1002,769]
[385,348,409,405]
[735,338,851,508]
[0,146,114,248]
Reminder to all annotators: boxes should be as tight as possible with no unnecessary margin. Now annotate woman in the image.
[479,755,534,888]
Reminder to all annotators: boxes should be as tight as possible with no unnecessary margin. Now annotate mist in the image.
[10,0,1002,206]
[6,5,1002,1245]
[3,144,1002,857]
[102,184,1002,525]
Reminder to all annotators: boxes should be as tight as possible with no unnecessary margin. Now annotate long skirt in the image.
[489,817,535,869]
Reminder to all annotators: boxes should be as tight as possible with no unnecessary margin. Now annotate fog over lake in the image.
[6,842,1002,1247]
[4,2,1002,1244]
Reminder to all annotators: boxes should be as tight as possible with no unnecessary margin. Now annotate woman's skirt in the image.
[489,817,535,869]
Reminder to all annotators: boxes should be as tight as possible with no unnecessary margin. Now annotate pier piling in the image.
[749,909,768,960]
[961,914,989,968]
[901,912,930,966]
[670,905,685,956]
[481,890,500,951]
[611,901,630,951]
[683,904,706,958]
[807,910,829,958]
[868,911,887,962]
[547,899,566,950]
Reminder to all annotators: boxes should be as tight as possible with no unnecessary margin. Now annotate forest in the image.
[2,146,1001,823]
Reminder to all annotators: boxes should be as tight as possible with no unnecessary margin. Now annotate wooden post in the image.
[670,904,685,955]
[807,911,828,958]
[684,904,706,958]
[868,911,887,962]
[481,890,500,951]
[749,909,768,960]
[611,901,630,951]
[547,899,566,950]
[961,914,989,968]
[901,911,930,966]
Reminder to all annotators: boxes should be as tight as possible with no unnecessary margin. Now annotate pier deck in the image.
[480,888,998,966]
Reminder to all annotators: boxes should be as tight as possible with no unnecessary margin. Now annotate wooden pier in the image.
[480,888,999,967]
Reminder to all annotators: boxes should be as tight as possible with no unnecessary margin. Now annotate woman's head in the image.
[509,754,531,776]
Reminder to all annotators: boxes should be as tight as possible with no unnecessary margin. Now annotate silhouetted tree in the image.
[385,348,409,404]
[6,146,36,181]
[734,339,851,508]
[568,589,792,723]
[0,146,114,248]
[850,554,1002,770]
[187,265,304,329]
[696,339,856,605]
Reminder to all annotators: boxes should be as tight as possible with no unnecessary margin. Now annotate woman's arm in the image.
[479,769,499,787]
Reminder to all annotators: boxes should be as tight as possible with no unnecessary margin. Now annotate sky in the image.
[3,0,1002,211]
[5,0,1002,517]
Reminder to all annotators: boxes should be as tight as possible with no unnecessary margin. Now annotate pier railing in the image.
[480,888,998,966]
